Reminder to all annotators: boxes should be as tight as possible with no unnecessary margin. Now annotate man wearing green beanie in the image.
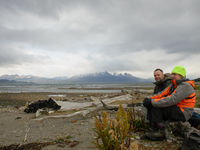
[143,65,196,140]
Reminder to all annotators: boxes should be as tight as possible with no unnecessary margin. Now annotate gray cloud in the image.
[1,0,199,52]
[0,0,199,77]
[0,44,50,67]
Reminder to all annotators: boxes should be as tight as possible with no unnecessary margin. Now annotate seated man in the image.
[153,68,171,94]
[143,66,196,140]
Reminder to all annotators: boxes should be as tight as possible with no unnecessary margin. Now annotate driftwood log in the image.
[35,94,134,120]
[100,99,143,111]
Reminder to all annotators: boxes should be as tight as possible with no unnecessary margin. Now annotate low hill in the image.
[0,79,28,84]
[0,72,152,84]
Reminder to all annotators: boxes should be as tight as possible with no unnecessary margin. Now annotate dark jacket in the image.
[153,73,171,94]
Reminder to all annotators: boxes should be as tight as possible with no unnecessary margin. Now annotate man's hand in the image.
[143,98,152,108]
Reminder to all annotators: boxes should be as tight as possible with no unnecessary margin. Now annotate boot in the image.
[145,128,165,141]
[149,121,157,131]
[140,121,160,140]
[140,121,157,139]
[143,122,166,141]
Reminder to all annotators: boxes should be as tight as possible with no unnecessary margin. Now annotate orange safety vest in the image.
[150,80,196,112]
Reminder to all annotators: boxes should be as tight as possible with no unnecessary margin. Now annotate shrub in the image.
[195,84,200,107]
[94,105,140,150]
[127,108,148,132]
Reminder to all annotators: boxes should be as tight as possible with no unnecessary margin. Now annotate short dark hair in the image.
[154,68,163,73]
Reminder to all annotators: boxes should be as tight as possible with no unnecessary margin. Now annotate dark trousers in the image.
[147,105,186,123]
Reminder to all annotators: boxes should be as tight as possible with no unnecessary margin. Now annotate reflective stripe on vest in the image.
[150,86,171,99]
[152,80,196,112]
[177,92,196,112]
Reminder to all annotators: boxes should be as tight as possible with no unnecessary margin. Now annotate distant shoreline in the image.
[0,83,153,93]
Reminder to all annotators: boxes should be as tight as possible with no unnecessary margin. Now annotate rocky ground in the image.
[0,91,185,150]
[0,106,99,150]
[0,108,182,150]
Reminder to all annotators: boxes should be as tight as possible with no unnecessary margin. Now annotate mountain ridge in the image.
[0,72,152,84]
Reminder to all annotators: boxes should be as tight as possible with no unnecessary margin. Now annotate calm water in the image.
[0,83,153,93]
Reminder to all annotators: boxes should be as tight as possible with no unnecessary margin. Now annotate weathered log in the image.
[34,94,133,120]
[100,99,143,111]
[99,99,119,111]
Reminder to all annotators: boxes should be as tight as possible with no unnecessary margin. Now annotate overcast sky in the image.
[0,0,199,79]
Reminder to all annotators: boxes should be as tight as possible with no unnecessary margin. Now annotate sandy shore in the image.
[0,91,182,150]
[0,92,127,150]
[0,106,101,150]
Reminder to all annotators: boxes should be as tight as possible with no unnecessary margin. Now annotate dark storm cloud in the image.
[0,0,199,74]
[1,0,199,52]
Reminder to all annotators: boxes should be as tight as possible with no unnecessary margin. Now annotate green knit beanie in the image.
[171,66,186,77]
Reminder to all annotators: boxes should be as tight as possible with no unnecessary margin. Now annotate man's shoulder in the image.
[180,81,193,87]
[163,73,172,81]
[178,81,195,92]
[162,78,171,85]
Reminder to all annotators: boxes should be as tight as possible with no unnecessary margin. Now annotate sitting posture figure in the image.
[143,66,196,140]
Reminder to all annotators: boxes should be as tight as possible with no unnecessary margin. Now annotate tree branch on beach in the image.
[34,94,134,120]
